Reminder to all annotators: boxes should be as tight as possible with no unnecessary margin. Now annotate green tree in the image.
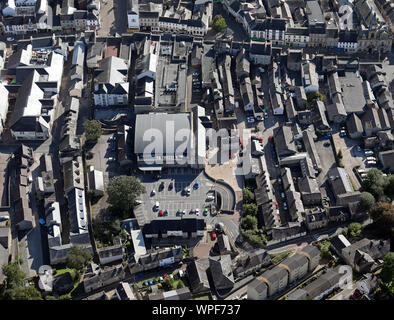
[337,149,343,159]
[242,203,258,217]
[360,192,376,211]
[5,286,43,300]
[306,91,325,103]
[385,175,394,196]
[363,169,388,200]
[176,281,185,289]
[2,261,26,289]
[107,175,146,218]
[242,215,258,230]
[66,246,92,271]
[380,252,394,284]
[241,230,265,247]
[45,295,57,300]
[163,277,176,291]
[320,240,332,259]
[369,202,394,235]
[243,188,254,204]
[211,15,227,32]
[348,222,362,238]
[83,120,102,142]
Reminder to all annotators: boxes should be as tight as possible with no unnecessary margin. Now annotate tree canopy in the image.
[348,222,362,238]
[363,169,389,200]
[380,252,394,284]
[107,175,146,218]
[211,15,227,32]
[243,188,255,204]
[83,120,103,142]
[1,261,42,300]
[386,175,394,196]
[369,202,394,236]
[242,215,258,230]
[360,192,376,211]
[242,203,258,217]
[66,246,92,271]
[2,261,26,290]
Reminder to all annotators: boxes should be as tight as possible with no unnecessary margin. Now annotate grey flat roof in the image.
[134,113,191,155]
[339,72,366,113]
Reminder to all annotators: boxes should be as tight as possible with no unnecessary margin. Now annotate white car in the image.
[367,161,377,166]
[155,201,159,209]
[206,195,215,201]
[366,157,376,161]
[278,178,282,184]
[364,150,374,156]
[6,37,14,41]
[196,209,199,216]
[247,117,255,123]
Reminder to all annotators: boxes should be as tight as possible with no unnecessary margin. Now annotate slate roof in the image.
[209,255,235,290]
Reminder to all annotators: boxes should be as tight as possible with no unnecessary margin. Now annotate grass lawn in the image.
[194,294,211,300]
[54,268,74,277]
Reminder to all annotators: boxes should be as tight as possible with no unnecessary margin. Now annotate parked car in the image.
[6,37,14,41]
[155,201,159,209]
[195,208,199,216]
[211,232,217,240]
[206,194,215,201]
[169,182,173,190]
[283,202,288,210]
[159,209,163,216]
[275,202,278,209]
[366,156,376,161]
[281,192,285,198]
[203,208,209,216]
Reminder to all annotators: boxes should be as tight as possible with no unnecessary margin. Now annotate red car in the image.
[164,274,168,278]
[269,136,273,141]
[159,209,163,216]
[212,232,217,240]
[278,216,281,221]
[259,137,263,143]
[354,290,361,298]
[275,202,278,209]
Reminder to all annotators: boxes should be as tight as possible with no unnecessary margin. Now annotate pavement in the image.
[134,169,218,224]
[331,131,365,190]
[86,133,120,221]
